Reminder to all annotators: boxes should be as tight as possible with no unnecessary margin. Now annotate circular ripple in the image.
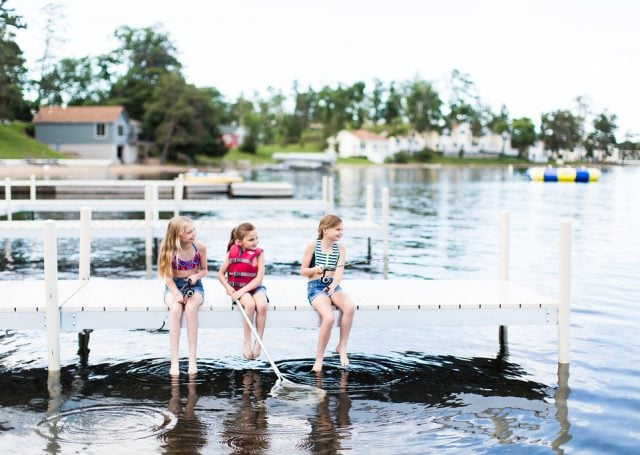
[37,404,177,444]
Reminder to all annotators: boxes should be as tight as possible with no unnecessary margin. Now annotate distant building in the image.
[33,105,139,163]
[332,129,391,163]
[219,125,248,149]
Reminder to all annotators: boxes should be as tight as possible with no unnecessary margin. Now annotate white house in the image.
[438,123,518,156]
[333,129,391,163]
[387,133,427,155]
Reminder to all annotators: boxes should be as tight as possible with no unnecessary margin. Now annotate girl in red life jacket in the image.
[158,216,208,376]
[217,222,269,360]
[300,214,355,372]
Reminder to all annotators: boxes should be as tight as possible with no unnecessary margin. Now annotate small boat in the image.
[183,169,243,184]
[230,181,294,198]
[526,167,601,182]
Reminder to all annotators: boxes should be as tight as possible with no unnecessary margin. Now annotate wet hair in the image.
[158,216,194,278]
[227,222,256,251]
[317,214,342,239]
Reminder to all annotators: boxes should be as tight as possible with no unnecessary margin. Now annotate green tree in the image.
[540,109,583,160]
[109,25,181,119]
[38,56,113,106]
[369,79,385,124]
[446,69,479,129]
[584,112,617,159]
[143,72,224,163]
[0,0,29,120]
[382,82,403,125]
[510,117,537,159]
[405,78,443,132]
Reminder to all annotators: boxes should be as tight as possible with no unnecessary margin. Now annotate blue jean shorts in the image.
[165,278,204,300]
[307,279,342,304]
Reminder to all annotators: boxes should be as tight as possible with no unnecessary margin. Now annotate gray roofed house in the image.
[33,105,140,164]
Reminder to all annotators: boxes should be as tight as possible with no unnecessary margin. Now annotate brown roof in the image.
[351,129,386,141]
[33,106,126,123]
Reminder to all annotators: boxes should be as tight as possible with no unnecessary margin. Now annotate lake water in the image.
[1,165,639,454]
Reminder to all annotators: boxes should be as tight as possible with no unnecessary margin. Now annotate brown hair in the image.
[227,222,256,251]
[158,216,194,278]
[317,214,342,239]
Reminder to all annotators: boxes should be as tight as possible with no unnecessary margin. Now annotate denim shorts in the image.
[307,279,342,304]
[230,285,269,303]
[165,278,204,300]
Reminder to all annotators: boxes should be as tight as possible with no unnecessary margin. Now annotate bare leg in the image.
[311,295,335,372]
[251,292,268,359]
[166,296,184,376]
[184,294,202,374]
[240,294,256,359]
[331,292,354,367]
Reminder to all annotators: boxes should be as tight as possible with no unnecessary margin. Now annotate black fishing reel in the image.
[179,282,195,297]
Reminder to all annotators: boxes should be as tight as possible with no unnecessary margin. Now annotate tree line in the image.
[1,1,635,163]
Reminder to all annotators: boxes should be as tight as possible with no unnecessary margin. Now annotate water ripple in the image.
[36,404,176,444]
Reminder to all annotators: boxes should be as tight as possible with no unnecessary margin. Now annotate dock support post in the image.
[79,207,91,281]
[44,220,60,373]
[366,185,373,260]
[144,185,153,278]
[328,176,335,213]
[499,211,510,345]
[4,177,11,221]
[78,207,93,362]
[173,174,184,217]
[558,220,571,364]
[30,174,37,200]
[381,187,389,277]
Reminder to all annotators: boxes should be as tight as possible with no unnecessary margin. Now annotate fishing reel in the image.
[179,282,195,297]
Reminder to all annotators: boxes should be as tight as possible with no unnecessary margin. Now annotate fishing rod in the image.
[320,257,394,283]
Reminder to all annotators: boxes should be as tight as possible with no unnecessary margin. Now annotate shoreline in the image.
[0,160,619,180]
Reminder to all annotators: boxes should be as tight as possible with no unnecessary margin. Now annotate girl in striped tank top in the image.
[301,214,355,372]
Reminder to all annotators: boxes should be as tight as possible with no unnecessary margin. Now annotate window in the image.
[96,123,106,138]
[117,124,124,136]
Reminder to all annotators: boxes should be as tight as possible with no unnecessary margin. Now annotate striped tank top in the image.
[312,239,340,269]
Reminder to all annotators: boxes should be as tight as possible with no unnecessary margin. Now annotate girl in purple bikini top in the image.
[171,244,201,271]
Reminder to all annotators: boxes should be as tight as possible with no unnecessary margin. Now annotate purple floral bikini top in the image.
[172,244,201,271]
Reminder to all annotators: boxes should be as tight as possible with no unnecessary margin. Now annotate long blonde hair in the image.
[317,214,342,239]
[227,222,256,251]
[158,216,194,278]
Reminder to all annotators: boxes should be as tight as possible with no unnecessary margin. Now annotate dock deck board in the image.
[0,278,557,331]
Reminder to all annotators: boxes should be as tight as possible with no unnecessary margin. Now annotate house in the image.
[438,123,518,156]
[332,129,391,163]
[219,125,248,149]
[33,105,138,164]
[387,133,427,155]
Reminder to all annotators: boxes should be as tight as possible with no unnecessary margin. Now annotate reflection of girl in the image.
[300,215,355,371]
[158,216,207,376]
[164,378,207,453]
[218,222,268,360]
[221,370,269,453]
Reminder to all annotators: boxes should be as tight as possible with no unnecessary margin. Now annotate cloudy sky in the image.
[12,0,639,136]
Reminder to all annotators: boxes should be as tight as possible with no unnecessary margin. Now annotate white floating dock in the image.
[0,212,571,372]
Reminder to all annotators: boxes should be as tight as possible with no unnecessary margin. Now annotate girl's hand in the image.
[315,265,325,274]
[231,290,243,301]
[174,291,185,304]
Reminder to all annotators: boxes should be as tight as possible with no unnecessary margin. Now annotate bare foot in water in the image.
[311,360,323,372]
[187,364,198,375]
[251,341,261,359]
[243,341,253,360]
[336,347,349,368]
[169,363,179,376]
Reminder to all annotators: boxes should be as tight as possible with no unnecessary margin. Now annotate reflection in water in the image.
[162,377,207,454]
[299,369,352,452]
[221,369,269,454]
[552,363,571,454]
[0,353,571,453]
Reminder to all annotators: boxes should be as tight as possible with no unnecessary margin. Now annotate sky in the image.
[11,0,640,137]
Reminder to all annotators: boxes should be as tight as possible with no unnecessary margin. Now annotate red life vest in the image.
[227,244,263,290]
